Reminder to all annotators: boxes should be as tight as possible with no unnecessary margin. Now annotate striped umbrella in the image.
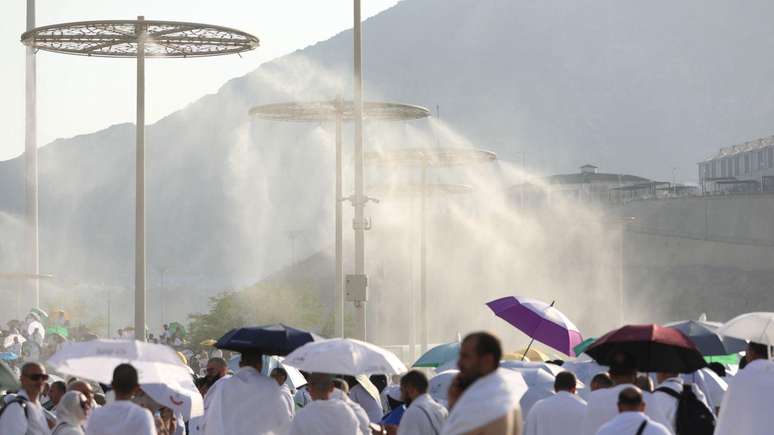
[486,296,583,357]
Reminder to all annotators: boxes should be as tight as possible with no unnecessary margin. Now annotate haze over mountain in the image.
[2,0,774,330]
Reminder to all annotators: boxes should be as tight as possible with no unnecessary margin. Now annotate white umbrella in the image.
[717,312,774,346]
[47,339,191,384]
[283,338,407,376]
[142,377,203,420]
[27,321,45,339]
[3,334,26,348]
[429,369,458,404]
[500,360,564,377]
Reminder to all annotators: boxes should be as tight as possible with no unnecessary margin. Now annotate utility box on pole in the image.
[345,274,368,302]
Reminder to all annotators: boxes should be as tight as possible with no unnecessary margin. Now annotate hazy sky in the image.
[1,0,399,161]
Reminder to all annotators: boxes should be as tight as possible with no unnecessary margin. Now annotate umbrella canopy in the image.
[47,339,192,384]
[30,307,48,319]
[168,322,186,337]
[717,312,774,346]
[486,296,583,356]
[0,352,19,361]
[199,339,217,347]
[284,338,407,376]
[429,370,458,404]
[0,360,19,390]
[27,321,45,339]
[413,342,460,368]
[504,348,552,362]
[46,326,68,339]
[3,334,26,348]
[665,320,747,356]
[586,324,706,373]
[142,377,203,420]
[215,324,322,355]
[573,338,597,356]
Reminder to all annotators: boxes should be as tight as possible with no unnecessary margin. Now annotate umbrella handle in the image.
[521,300,554,361]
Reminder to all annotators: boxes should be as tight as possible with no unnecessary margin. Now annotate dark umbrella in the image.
[664,320,747,356]
[215,324,323,355]
[586,324,706,373]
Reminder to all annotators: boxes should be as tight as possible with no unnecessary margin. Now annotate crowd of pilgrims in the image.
[0,328,773,434]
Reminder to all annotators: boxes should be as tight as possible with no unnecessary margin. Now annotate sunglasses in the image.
[25,373,49,381]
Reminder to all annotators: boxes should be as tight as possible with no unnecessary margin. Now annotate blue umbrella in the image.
[215,324,323,355]
[0,352,19,361]
[413,342,460,368]
[665,320,747,356]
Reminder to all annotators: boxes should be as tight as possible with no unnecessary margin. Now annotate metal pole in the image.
[25,0,39,309]
[335,97,344,338]
[134,16,147,342]
[619,224,624,325]
[353,0,367,341]
[408,197,417,362]
[420,166,428,353]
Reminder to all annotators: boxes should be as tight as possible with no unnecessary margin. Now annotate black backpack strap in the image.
[654,386,680,399]
[635,419,648,435]
[0,396,29,420]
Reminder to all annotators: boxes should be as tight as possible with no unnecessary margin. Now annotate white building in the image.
[698,135,774,192]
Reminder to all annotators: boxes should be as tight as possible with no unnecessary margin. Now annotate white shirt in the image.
[332,391,370,435]
[716,359,774,435]
[596,412,671,435]
[0,389,51,435]
[294,386,312,410]
[652,377,708,433]
[288,399,361,435]
[202,366,291,435]
[397,394,448,435]
[580,384,671,435]
[279,384,295,417]
[85,400,156,435]
[349,384,383,423]
[525,391,587,435]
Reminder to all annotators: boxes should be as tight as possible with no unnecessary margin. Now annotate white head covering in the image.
[56,390,88,427]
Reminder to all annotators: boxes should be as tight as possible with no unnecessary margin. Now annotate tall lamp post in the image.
[367,148,496,353]
[22,19,258,340]
[24,0,40,310]
[249,100,429,338]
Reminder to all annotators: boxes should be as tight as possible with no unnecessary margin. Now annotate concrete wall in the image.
[619,194,774,324]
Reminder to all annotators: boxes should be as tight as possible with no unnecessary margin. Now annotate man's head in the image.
[49,380,67,405]
[608,352,638,385]
[590,373,614,391]
[458,332,502,382]
[400,370,429,404]
[271,368,288,386]
[553,371,577,394]
[746,342,769,362]
[20,362,48,400]
[617,386,646,413]
[370,375,388,393]
[206,357,228,381]
[239,352,262,371]
[68,381,95,404]
[111,363,139,399]
[308,373,335,401]
[655,371,678,385]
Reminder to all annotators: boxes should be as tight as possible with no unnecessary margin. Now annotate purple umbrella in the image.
[486,296,583,357]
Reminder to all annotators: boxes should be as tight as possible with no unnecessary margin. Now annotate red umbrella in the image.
[586,324,706,373]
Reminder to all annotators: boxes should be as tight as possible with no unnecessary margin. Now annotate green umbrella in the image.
[46,326,69,339]
[0,360,20,391]
[573,337,597,356]
[704,353,740,365]
[413,342,460,368]
[168,322,186,337]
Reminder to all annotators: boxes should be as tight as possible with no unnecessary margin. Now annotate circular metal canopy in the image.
[249,101,430,122]
[370,183,473,198]
[366,148,497,167]
[21,20,259,58]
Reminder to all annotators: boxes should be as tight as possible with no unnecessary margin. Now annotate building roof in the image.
[700,135,774,162]
[547,172,650,185]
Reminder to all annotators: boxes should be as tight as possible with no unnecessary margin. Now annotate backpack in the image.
[655,384,715,435]
[0,395,29,420]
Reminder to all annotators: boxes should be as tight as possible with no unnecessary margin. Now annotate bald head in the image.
[308,373,335,400]
[68,380,95,403]
[617,386,646,413]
